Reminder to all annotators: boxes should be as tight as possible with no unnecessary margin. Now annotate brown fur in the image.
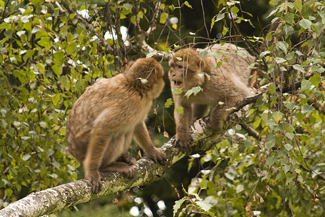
[66,58,166,193]
[169,43,253,153]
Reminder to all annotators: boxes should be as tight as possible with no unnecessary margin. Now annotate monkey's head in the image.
[168,48,206,91]
[125,57,165,99]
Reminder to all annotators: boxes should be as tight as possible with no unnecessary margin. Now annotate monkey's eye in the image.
[176,65,183,69]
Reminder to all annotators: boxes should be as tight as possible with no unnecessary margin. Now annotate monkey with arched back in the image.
[66,57,166,193]
[169,43,255,153]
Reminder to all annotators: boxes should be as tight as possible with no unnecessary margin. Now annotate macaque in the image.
[66,58,166,193]
[169,43,255,153]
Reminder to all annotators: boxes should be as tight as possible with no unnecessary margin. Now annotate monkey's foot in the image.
[175,138,192,154]
[147,147,166,164]
[117,153,137,165]
[85,172,102,194]
[100,162,135,178]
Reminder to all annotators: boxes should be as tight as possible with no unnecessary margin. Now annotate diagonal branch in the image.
[0,118,216,217]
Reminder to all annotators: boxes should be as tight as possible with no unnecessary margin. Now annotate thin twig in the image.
[61,0,114,54]
[200,0,210,40]
[145,0,161,38]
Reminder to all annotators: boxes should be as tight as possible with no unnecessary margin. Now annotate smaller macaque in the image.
[66,58,166,193]
[169,43,254,153]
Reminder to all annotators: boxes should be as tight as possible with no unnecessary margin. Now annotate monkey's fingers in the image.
[147,148,166,164]
[91,180,102,194]
[86,173,102,194]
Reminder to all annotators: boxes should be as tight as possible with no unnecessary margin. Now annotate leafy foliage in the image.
[175,0,325,216]
[1,0,325,216]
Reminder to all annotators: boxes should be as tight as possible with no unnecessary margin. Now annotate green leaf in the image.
[283,165,290,174]
[38,36,52,50]
[199,50,209,59]
[285,133,294,140]
[39,121,47,128]
[173,199,186,216]
[269,0,279,6]
[183,1,192,9]
[265,133,275,150]
[294,0,302,12]
[310,73,321,86]
[23,50,35,62]
[293,64,305,73]
[299,19,312,29]
[185,86,203,99]
[196,201,212,212]
[273,111,283,123]
[230,6,239,16]
[236,184,244,193]
[123,3,133,10]
[4,29,13,38]
[301,79,311,91]
[165,98,173,108]
[52,94,60,106]
[120,13,126,19]
[275,57,286,63]
[276,41,288,54]
[302,105,315,114]
[172,87,183,94]
[66,42,76,54]
[138,77,148,84]
[52,64,61,75]
[266,156,277,167]
[32,25,41,34]
[268,84,276,94]
[16,30,26,37]
[22,154,31,161]
[284,101,295,110]
[176,106,184,115]
[284,13,294,25]
[215,13,225,23]
[160,12,168,24]
[284,144,293,151]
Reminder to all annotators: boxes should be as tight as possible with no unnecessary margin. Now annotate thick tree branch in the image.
[0,119,216,217]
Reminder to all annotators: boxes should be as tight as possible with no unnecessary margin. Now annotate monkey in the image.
[168,43,255,153]
[66,57,166,193]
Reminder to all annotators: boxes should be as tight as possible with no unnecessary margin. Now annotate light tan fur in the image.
[66,58,166,193]
[169,43,254,153]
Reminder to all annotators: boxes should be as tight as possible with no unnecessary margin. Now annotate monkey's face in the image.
[168,49,204,91]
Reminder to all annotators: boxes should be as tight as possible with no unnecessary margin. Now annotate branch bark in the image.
[0,117,216,217]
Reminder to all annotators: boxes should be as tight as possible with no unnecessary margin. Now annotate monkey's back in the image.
[66,74,152,161]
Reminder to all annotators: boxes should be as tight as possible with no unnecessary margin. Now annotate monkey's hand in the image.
[175,134,192,154]
[117,153,137,165]
[146,147,166,164]
[86,171,102,194]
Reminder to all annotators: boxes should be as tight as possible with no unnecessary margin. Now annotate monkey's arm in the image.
[174,97,192,154]
[133,121,166,163]
[83,127,112,193]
